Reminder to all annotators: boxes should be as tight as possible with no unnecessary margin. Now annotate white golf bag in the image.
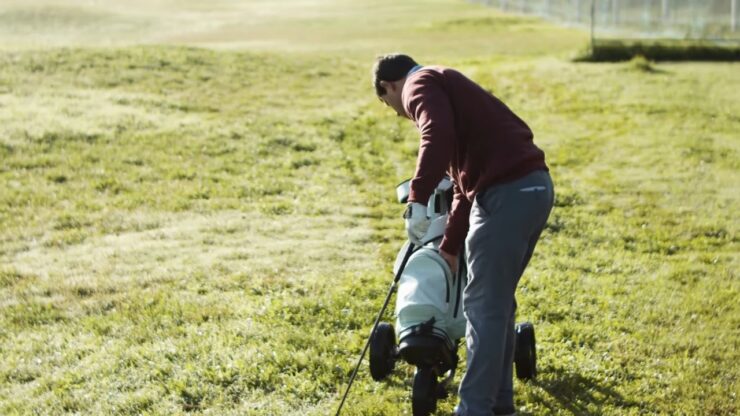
[393,177,467,350]
[367,177,537,416]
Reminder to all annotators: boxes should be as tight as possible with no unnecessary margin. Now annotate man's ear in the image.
[379,80,393,92]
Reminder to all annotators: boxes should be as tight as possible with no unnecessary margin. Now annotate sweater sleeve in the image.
[439,179,471,256]
[403,74,456,206]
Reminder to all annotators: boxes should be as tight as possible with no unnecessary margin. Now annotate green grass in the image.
[0,1,738,415]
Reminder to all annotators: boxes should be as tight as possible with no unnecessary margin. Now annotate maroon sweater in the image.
[402,66,547,255]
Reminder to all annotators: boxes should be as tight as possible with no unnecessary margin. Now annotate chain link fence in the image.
[470,0,739,42]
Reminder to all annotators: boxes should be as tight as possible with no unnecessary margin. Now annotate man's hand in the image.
[404,202,431,245]
[440,249,458,273]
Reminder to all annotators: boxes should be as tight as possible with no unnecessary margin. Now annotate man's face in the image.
[379,80,408,119]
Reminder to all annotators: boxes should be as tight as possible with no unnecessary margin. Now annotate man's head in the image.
[373,53,418,118]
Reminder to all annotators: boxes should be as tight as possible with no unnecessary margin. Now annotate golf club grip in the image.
[335,243,415,416]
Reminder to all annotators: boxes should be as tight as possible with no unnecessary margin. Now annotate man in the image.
[373,53,554,416]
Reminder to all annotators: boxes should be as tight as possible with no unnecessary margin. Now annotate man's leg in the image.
[456,171,553,416]
[495,218,550,413]
[457,212,524,416]
[493,300,516,413]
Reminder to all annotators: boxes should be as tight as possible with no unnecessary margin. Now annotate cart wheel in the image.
[514,322,537,380]
[435,382,449,399]
[412,367,438,416]
[369,322,396,381]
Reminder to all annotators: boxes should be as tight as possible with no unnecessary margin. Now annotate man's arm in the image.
[404,74,456,206]
[440,179,471,256]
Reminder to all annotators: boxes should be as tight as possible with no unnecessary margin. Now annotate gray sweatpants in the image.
[456,170,554,416]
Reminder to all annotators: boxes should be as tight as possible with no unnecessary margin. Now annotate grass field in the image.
[0,1,738,415]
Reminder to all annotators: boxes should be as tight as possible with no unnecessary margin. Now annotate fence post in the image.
[661,0,669,20]
[613,0,620,25]
[733,0,738,32]
[590,0,596,53]
[643,0,653,28]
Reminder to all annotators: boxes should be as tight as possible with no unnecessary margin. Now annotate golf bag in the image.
[366,177,538,416]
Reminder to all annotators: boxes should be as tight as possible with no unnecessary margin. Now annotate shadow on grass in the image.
[575,39,740,62]
[523,366,645,415]
[377,364,645,415]
[380,364,653,416]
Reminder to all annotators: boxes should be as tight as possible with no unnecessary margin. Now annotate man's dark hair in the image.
[373,54,418,96]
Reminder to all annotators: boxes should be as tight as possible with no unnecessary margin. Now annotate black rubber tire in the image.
[435,382,449,399]
[514,322,537,380]
[369,322,396,381]
[412,367,438,416]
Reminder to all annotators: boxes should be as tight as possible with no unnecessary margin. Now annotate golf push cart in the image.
[368,177,537,416]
